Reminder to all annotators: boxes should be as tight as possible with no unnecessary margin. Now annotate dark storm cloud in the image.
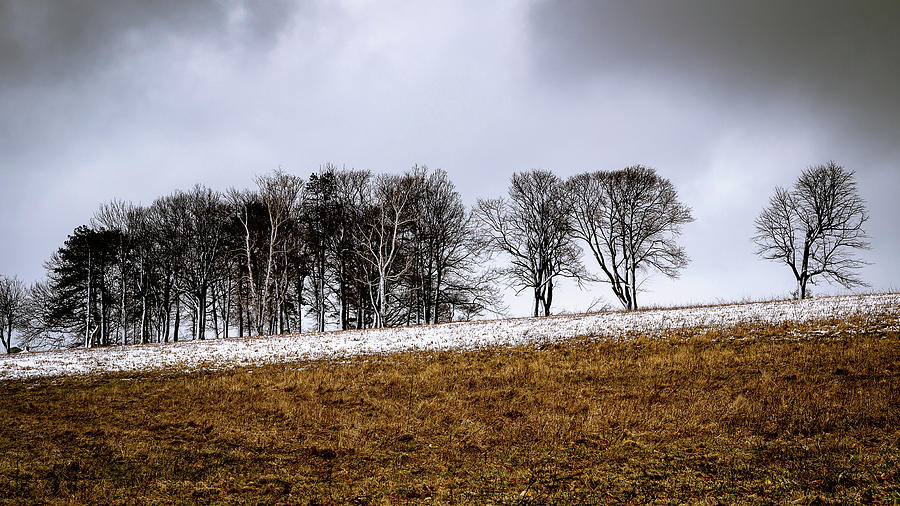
[0,0,296,89]
[528,0,900,160]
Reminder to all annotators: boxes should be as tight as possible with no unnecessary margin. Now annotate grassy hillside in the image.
[1,315,898,504]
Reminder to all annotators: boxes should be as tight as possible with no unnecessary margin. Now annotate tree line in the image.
[0,161,870,352]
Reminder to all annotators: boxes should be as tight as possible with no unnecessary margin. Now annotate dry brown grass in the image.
[1,316,898,504]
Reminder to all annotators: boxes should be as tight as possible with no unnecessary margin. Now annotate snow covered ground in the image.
[2,293,898,381]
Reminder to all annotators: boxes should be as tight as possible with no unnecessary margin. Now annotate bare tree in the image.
[476,170,583,316]
[753,161,869,299]
[303,166,339,332]
[334,169,374,329]
[230,170,304,336]
[568,166,693,310]
[17,281,67,350]
[178,185,230,340]
[93,200,160,344]
[93,200,132,345]
[0,275,27,352]
[356,173,416,327]
[147,193,189,342]
[406,166,498,324]
[145,213,183,344]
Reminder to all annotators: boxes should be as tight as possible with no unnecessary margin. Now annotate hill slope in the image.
[1,311,898,503]
[2,293,898,381]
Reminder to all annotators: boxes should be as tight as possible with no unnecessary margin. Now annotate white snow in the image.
[1,293,897,381]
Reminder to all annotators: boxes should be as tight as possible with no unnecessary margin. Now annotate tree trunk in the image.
[356,287,363,329]
[85,250,92,348]
[377,276,386,328]
[544,278,553,316]
[339,279,346,330]
[173,293,180,343]
[211,284,220,339]
[433,266,443,324]
[800,236,812,299]
[631,266,638,310]
[317,253,326,332]
[224,278,231,339]
[238,300,244,337]
[163,283,171,343]
[120,266,127,345]
[190,307,196,341]
[140,294,147,344]
[99,270,107,346]
[198,289,207,340]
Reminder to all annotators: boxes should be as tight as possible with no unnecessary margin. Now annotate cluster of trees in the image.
[0,161,871,353]
[7,166,503,351]
[476,167,694,314]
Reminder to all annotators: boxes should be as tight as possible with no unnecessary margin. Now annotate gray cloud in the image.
[0,0,296,88]
[523,0,900,305]
[0,1,897,313]
[528,0,900,162]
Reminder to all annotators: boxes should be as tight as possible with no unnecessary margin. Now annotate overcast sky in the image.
[1,0,898,314]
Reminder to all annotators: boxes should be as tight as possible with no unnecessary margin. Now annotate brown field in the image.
[1,316,898,504]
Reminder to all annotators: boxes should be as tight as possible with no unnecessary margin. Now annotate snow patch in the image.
[1,294,897,381]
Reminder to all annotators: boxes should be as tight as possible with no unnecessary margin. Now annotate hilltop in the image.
[2,293,898,381]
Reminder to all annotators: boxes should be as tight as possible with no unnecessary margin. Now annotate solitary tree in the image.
[753,161,869,299]
[567,166,693,310]
[476,170,583,316]
[0,275,27,352]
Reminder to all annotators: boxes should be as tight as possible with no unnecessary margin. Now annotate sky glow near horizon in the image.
[1,0,898,316]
